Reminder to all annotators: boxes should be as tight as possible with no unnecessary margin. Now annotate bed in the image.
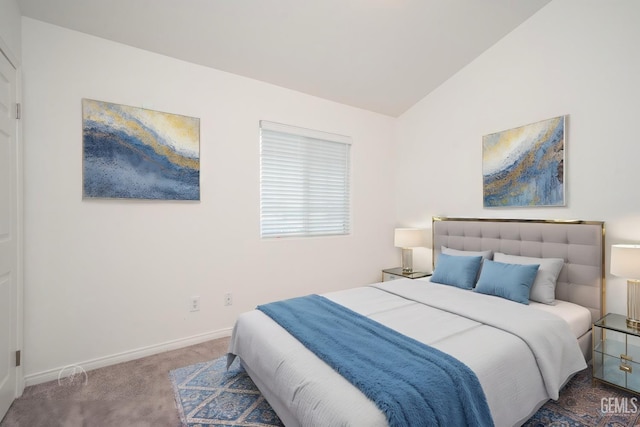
[228,217,605,426]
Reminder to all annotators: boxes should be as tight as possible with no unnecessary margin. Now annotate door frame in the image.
[14,55,24,399]
[0,41,25,402]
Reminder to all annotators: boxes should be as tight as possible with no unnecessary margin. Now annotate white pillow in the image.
[441,246,493,260]
[493,253,564,304]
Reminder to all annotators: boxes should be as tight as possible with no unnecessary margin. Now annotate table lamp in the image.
[394,228,427,273]
[611,244,640,328]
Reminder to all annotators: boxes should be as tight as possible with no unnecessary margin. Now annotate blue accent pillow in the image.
[474,260,540,304]
[431,253,483,290]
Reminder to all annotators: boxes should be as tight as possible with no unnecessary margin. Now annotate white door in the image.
[0,50,18,420]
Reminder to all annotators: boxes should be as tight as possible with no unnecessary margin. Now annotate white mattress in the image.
[528,299,592,338]
[229,279,587,427]
[415,277,592,339]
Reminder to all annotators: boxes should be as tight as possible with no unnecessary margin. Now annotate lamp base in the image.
[401,248,413,273]
[627,318,640,329]
[628,279,640,329]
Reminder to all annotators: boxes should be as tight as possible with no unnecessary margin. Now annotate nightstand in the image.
[382,267,431,282]
[593,313,640,394]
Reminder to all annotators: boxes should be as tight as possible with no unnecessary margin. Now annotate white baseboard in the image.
[24,327,232,387]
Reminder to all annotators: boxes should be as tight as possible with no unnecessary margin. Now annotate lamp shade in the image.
[394,228,426,248]
[611,244,640,279]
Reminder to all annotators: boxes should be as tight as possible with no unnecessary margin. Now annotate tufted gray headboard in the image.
[432,217,605,323]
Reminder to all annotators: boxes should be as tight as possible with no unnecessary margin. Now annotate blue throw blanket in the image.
[257,294,494,427]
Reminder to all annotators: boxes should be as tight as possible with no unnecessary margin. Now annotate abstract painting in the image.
[82,99,200,200]
[482,116,565,207]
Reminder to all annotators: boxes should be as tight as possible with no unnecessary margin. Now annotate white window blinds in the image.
[260,121,351,238]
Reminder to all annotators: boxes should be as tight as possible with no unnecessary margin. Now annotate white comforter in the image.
[228,279,587,427]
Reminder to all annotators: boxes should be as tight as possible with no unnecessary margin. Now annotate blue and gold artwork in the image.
[483,116,565,207]
[82,99,200,200]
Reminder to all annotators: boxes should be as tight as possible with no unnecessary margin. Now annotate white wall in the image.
[0,0,21,65]
[21,18,397,382]
[396,0,640,314]
[0,0,20,62]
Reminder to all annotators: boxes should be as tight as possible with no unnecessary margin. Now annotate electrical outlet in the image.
[224,293,232,306]
[190,296,200,312]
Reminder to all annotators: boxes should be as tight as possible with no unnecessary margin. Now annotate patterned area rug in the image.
[170,356,283,426]
[524,367,640,427]
[171,357,640,427]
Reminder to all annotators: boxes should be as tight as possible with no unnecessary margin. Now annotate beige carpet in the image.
[0,337,230,427]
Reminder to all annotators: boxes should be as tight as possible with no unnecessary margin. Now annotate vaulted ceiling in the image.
[17,0,551,116]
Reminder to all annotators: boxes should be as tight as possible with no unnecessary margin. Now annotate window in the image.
[260,121,351,238]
